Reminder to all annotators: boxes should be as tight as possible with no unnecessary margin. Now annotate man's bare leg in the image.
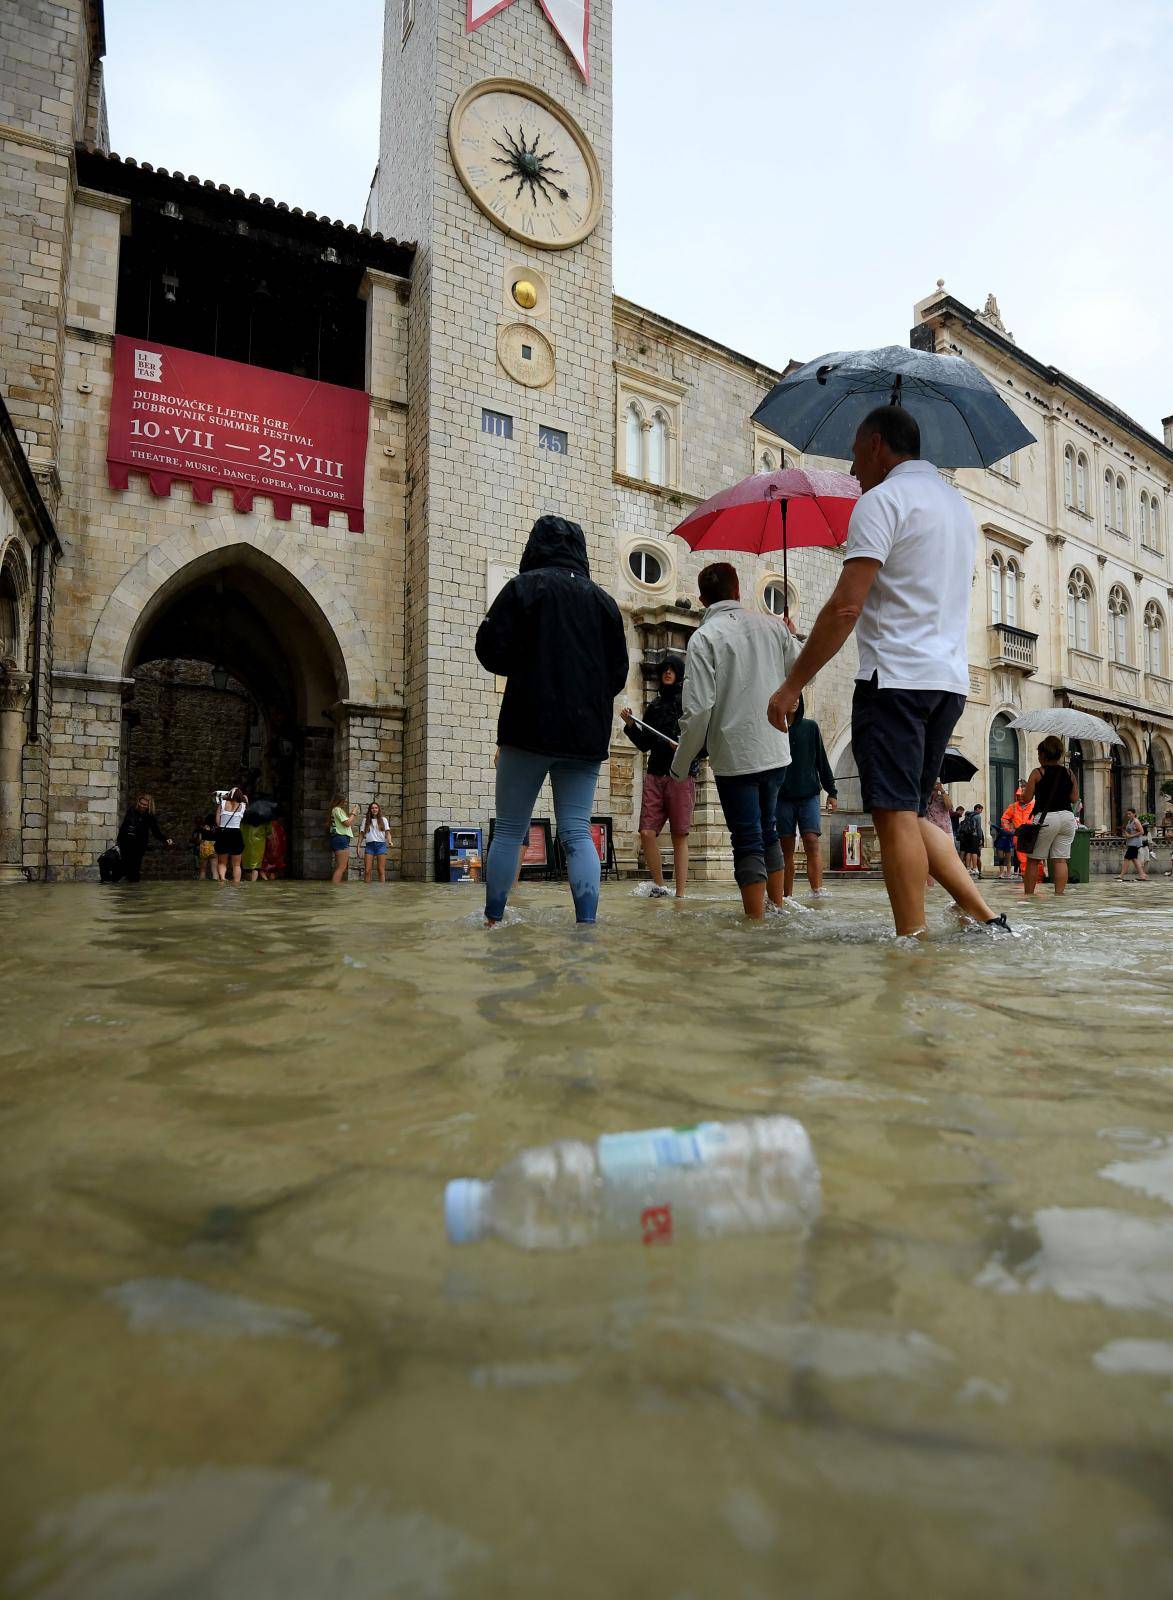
[782,838,797,898]
[1050,859,1069,895]
[1021,858,1042,896]
[740,880,767,920]
[803,831,823,892]
[871,810,930,935]
[670,833,689,897]
[766,868,786,909]
[920,819,996,922]
[639,829,665,887]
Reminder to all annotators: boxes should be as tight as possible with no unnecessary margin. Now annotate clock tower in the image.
[373,0,616,875]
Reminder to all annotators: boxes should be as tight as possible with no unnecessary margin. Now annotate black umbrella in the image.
[939,747,977,785]
[752,345,1036,470]
[243,798,279,825]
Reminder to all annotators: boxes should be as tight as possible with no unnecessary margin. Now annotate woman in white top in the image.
[361,801,392,883]
[215,787,248,883]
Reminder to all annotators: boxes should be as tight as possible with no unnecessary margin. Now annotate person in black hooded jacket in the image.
[476,515,628,925]
[621,654,699,898]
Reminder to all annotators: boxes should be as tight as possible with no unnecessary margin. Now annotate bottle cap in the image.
[445,1179,488,1245]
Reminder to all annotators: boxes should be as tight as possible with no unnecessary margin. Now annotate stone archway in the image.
[88,518,378,879]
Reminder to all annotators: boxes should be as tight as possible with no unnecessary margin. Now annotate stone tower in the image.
[373,0,615,873]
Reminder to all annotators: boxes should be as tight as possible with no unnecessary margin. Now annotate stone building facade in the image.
[0,2,1169,884]
[911,286,1173,840]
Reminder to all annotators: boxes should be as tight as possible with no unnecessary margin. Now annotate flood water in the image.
[2,876,1172,1599]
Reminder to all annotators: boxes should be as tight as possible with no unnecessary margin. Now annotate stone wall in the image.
[41,189,411,878]
[124,659,254,880]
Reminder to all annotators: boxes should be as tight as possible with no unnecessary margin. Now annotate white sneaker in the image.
[782,895,814,914]
[809,887,832,898]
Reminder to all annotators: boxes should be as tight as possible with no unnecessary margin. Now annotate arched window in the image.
[647,410,669,487]
[1063,445,1074,507]
[0,568,19,664]
[624,402,643,478]
[1067,567,1093,653]
[989,553,1003,626]
[762,581,792,617]
[627,546,664,586]
[1076,452,1089,512]
[1103,468,1114,528]
[1107,583,1131,664]
[1145,601,1166,677]
[1004,558,1022,627]
[1139,492,1150,545]
[1116,475,1126,532]
[1152,498,1162,550]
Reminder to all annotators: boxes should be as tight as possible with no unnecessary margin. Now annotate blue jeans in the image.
[777,792,823,840]
[714,768,787,886]
[486,747,602,923]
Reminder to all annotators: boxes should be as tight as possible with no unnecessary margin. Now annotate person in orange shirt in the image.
[1001,784,1042,880]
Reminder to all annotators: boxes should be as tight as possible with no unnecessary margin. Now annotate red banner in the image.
[106,336,369,532]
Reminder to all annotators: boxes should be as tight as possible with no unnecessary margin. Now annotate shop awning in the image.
[1061,689,1173,734]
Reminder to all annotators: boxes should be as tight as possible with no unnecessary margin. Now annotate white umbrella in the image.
[1007,709,1123,744]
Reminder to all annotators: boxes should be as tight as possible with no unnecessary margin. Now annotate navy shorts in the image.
[852,674,966,817]
[777,793,823,839]
[330,832,352,852]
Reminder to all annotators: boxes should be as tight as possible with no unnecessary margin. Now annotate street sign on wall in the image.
[106,336,369,531]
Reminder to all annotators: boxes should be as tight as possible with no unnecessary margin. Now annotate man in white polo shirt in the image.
[767,405,1012,938]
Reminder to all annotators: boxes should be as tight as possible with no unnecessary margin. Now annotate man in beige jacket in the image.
[671,562,799,919]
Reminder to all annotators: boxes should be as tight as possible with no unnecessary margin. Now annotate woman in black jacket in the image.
[116,793,173,882]
[476,516,628,925]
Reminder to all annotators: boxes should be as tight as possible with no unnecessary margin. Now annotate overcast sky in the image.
[105,0,1173,434]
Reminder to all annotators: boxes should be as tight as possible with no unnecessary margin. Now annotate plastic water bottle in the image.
[444,1116,820,1250]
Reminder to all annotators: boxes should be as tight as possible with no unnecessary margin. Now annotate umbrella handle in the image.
[781,498,789,619]
[889,372,903,407]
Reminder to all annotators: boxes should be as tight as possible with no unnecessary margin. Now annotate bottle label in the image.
[597,1122,726,1183]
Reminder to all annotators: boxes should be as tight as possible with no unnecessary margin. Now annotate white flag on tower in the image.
[466,0,590,81]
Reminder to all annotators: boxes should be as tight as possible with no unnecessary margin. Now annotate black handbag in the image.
[1015,815,1045,854]
[98,843,124,883]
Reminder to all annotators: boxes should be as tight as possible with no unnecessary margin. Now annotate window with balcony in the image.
[989,553,1023,628]
[1145,601,1166,677]
[1067,567,1094,652]
[1108,583,1132,665]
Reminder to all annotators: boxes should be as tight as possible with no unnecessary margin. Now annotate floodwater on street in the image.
[1,876,1172,1599]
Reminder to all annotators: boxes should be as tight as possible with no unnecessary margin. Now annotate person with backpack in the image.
[958,804,985,877]
[621,654,697,899]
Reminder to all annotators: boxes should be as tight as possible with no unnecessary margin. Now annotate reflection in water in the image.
[2,879,1172,1597]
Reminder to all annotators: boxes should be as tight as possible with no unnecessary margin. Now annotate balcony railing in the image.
[1110,661,1141,698]
[988,623,1038,674]
[1144,672,1172,710]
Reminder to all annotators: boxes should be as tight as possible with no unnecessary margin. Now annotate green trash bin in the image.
[1068,825,1091,884]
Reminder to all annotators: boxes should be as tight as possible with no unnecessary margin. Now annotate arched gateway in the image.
[88,517,378,879]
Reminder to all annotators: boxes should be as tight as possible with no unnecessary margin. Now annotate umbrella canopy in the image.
[1007,709,1123,745]
[751,345,1036,470]
[939,746,978,785]
[671,466,858,556]
[671,467,859,617]
[243,798,280,824]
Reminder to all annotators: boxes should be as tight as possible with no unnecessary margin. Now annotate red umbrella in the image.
[671,466,859,617]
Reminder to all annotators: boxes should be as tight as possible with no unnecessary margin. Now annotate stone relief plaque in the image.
[497,323,555,389]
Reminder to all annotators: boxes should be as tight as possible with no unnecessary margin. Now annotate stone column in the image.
[1082,757,1111,834]
[0,668,31,884]
[1123,763,1150,816]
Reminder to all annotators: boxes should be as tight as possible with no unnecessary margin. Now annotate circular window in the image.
[628,547,664,587]
[763,581,791,616]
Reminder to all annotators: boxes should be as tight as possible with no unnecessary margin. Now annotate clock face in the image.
[449,78,603,251]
